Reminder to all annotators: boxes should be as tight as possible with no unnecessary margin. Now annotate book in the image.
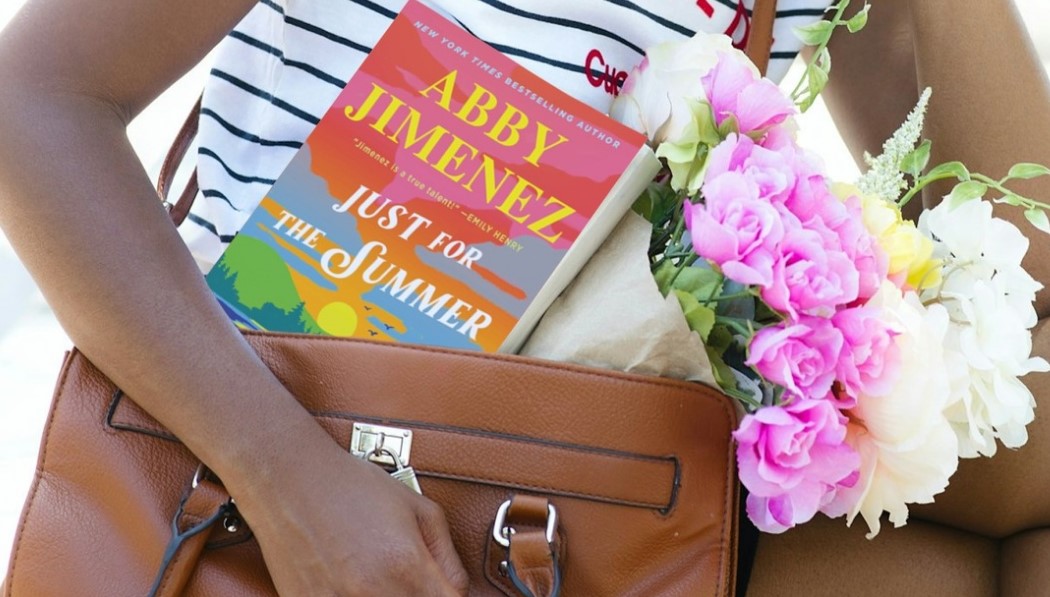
[205,0,660,353]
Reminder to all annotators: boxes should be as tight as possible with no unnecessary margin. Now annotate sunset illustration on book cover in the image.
[206,0,658,352]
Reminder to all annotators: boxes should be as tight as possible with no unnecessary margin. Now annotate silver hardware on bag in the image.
[381,447,423,495]
[492,499,558,548]
[222,515,241,534]
[350,423,422,494]
[350,423,413,467]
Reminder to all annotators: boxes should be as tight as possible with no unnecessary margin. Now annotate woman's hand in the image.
[231,430,469,596]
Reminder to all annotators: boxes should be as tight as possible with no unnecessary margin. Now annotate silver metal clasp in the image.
[350,423,414,468]
[492,499,558,548]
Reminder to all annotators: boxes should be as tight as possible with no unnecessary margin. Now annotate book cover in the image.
[206,0,657,352]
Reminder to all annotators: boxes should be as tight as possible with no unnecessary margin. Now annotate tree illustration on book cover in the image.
[206,0,655,352]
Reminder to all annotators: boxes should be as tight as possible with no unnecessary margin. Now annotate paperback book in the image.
[206,0,659,352]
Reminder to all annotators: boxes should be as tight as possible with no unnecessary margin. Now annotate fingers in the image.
[416,498,470,595]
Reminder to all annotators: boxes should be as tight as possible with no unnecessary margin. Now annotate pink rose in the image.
[705,134,796,205]
[735,399,860,533]
[826,195,888,303]
[702,52,796,135]
[762,227,860,318]
[686,172,785,287]
[746,316,844,400]
[832,307,902,401]
[688,134,805,287]
[787,182,887,304]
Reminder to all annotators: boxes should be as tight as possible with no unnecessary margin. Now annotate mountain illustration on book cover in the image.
[206,0,659,353]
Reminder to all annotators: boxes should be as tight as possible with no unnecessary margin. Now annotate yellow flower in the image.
[833,184,942,291]
[880,219,941,290]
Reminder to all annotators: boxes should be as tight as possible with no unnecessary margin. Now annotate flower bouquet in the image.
[524,0,1050,538]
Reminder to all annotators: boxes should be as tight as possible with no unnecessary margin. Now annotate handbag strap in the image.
[158,94,201,228]
[503,495,563,597]
[147,471,232,597]
[156,0,780,222]
[746,0,779,77]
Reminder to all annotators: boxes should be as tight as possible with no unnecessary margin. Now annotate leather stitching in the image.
[107,401,679,509]
[317,411,679,464]
[107,400,683,509]
[420,471,669,509]
[155,533,190,597]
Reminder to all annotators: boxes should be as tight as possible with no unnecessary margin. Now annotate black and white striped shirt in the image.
[182,0,831,269]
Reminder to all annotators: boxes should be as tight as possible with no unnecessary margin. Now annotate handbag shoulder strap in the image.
[747,0,779,77]
[158,0,780,222]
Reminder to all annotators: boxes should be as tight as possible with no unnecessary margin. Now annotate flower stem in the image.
[974,173,1050,210]
[899,171,956,208]
[789,0,851,101]
[665,253,700,289]
[715,315,756,338]
[901,171,1050,211]
[705,290,755,303]
[724,387,762,410]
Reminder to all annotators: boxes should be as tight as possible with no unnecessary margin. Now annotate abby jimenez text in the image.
[344,57,576,244]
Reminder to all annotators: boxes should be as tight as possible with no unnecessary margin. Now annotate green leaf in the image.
[815,47,832,73]
[901,139,932,177]
[997,193,1024,207]
[652,260,678,296]
[797,66,830,113]
[690,100,722,147]
[845,4,870,33]
[631,183,663,221]
[706,325,734,354]
[794,20,834,46]
[670,266,723,300]
[1024,208,1050,234]
[716,113,739,138]
[1007,163,1050,180]
[705,345,740,394]
[674,290,716,341]
[925,161,970,182]
[947,181,988,207]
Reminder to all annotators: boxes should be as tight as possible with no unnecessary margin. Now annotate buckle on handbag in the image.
[492,499,558,548]
[350,423,413,468]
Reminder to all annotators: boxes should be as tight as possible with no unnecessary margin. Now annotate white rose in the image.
[823,284,958,538]
[609,33,740,145]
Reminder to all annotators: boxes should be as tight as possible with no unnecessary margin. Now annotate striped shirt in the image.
[182,0,831,269]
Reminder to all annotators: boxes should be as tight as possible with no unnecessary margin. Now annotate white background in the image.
[1,0,1049,576]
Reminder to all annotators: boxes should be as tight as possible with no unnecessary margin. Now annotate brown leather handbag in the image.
[4,333,739,597]
[3,2,781,595]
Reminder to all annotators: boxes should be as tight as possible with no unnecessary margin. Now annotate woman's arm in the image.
[0,1,466,594]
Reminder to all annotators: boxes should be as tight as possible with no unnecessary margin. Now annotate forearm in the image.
[0,0,336,496]
[0,88,335,493]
